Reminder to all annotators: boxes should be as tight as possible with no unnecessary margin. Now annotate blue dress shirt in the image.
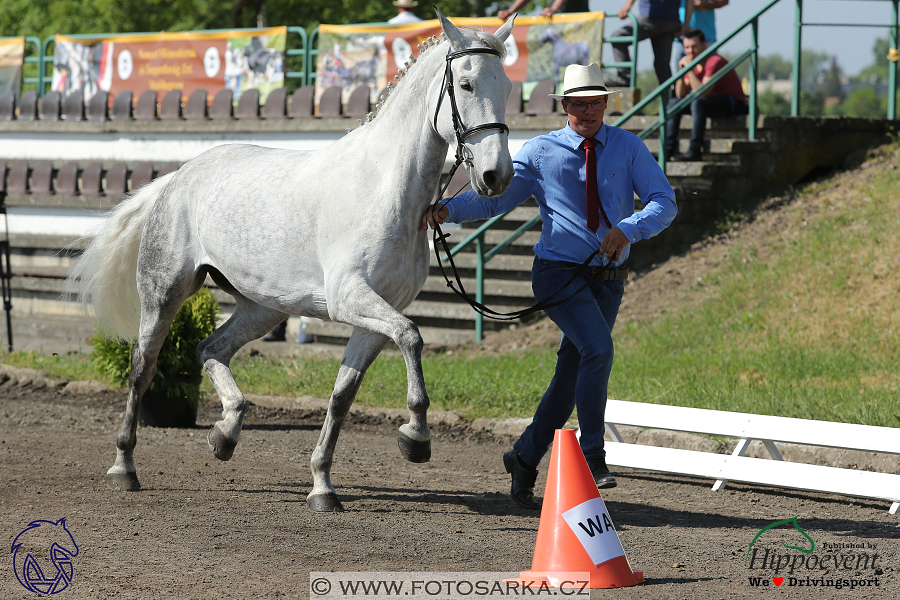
[444,123,677,267]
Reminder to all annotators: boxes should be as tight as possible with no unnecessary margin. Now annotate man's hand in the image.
[498,9,511,19]
[617,0,635,20]
[419,203,449,231]
[678,55,692,70]
[600,227,630,261]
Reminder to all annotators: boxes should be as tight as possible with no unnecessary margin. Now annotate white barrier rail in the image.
[595,400,900,514]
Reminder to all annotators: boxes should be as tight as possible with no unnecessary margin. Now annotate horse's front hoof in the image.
[307,493,345,512]
[398,432,431,463]
[208,425,238,461]
[107,471,141,491]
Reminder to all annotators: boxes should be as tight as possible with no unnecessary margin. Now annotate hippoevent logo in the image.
[745,517,882,591]
[10,518,80,595]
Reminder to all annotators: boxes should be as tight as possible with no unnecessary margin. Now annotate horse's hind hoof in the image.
[307,493,345,512]
[398,432,431,463]
[208,425,238,461]
[107,471,141,492]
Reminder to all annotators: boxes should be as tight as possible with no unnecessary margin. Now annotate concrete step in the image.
[419,276,534,299]
[303,319,482,346]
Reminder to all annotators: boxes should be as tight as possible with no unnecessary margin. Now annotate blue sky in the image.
[586,0,895,76]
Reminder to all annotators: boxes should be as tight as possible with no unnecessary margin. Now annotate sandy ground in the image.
[1,376,897,600]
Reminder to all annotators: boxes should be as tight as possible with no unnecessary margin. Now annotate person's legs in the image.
[514,260,624,467]
[646,19,681,87]
[689,95,737,155]
[665,96,690,156]
[610,23,636,83]
[610,17,658,84]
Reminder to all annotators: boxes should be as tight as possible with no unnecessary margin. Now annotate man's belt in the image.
[560,261,629,281]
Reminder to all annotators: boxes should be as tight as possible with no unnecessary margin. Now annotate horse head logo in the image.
[11,518,80,595]
[747,516,815,559]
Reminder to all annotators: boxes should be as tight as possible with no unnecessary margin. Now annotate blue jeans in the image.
[665,94,747,156]
[513,258,625,467]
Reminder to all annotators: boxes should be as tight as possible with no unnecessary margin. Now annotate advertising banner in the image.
[316,13,604,106]
[51,27,286,106]
[0,37,25,96]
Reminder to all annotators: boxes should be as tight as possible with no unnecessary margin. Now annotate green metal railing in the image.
[21,36,43,93]
[440,210,542,341]
[600,12,640,88]
[792,0,899,119]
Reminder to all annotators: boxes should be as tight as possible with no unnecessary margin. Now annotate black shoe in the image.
[604,76,630,88]
[503,450,541,510]
[586,455,617,489]
[262,330,286,342]
[670,151,702,162]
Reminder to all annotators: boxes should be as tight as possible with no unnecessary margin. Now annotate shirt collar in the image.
[563,122,608,150]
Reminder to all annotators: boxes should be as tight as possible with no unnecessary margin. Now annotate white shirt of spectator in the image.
[388,11,423,25]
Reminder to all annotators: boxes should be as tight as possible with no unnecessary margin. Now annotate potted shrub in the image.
[91,287,220,427]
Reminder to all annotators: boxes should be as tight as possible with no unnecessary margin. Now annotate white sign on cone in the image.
[561,496,626,565]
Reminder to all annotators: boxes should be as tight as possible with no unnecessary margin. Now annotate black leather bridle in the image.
[432,46,510,180]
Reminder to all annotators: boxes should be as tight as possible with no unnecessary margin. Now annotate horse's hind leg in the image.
[107,276,200,491]
[198,295,287,461]
[308,327,388,512]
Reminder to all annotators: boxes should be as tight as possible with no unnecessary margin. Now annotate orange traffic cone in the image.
[508,429,643,589]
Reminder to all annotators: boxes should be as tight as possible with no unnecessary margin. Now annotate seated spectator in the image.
[665,27,747,161]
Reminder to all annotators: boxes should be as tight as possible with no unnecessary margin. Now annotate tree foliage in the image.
[0,0,499,40]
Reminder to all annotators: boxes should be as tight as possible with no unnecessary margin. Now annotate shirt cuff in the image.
[617,221,641,244]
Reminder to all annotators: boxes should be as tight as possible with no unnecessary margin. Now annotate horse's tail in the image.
[66,173,175,341]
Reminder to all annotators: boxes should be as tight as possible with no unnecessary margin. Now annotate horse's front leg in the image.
[329,283,432,464]
[308,328,388,512]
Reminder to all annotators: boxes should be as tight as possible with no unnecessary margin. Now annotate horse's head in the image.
[538,28,558,45]
[433,10,515,197]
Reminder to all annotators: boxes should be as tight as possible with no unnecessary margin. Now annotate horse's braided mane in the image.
[355,27,507,129]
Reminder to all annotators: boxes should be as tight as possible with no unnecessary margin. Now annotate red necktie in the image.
[581,137,612,232]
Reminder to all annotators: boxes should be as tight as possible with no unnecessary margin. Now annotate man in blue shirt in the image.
[422,63,676,509]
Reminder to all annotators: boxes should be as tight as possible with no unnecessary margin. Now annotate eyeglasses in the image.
[565,99,607,111]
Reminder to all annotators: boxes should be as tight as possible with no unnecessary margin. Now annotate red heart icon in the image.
[773,577,784,586]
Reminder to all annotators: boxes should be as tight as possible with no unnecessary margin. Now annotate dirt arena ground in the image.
[1,375,897,599]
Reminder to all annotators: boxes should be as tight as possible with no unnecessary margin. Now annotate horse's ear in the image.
[494,13,516,43]
[435,7,467,50]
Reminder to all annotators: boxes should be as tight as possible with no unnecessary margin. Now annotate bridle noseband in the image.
[433,46,510,178]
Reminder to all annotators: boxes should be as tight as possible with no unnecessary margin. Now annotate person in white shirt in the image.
[388,0,423,24]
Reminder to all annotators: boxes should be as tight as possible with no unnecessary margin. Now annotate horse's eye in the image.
[460,80,473,92]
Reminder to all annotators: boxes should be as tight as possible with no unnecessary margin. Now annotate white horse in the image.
[538,28,589,78]
[68,11,515,512]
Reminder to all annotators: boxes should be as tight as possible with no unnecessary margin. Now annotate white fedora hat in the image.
[393,0,418,7]
[548,63,620,100]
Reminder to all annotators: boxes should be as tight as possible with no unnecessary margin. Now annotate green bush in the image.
[90,288,220,406]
